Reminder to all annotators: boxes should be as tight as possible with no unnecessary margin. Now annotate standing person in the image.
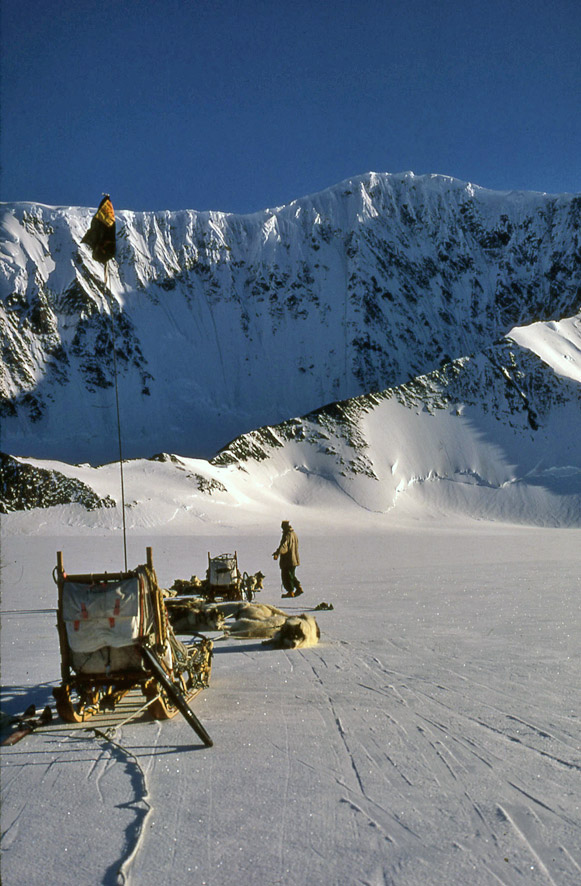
[273,520,303,598]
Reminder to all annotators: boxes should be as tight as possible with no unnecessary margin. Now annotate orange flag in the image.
[81,194,116,264]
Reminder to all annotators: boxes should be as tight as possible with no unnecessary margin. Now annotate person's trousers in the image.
[281,565,300,593]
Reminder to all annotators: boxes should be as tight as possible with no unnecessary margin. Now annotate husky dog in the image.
[166,600,225,634]
[221,602,289,639]
[225,609,320,648]
[215,601,287,620]
[242,571,265,594]
[264,614,320,649]
[170,575,205,595]
[225,614,288,639]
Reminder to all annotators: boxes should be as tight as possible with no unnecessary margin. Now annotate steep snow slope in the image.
[1,172,580,462]
[4,314,580,528]
[508,314,581,383]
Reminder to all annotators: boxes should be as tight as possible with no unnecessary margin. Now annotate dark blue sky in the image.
[1,0,580,213]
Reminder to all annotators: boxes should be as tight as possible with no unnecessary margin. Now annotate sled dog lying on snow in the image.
[264,614,320,649]
[166,600,225,634]
[215,601,287,620]
[168,599,320,648]
[225,614,288,638]
[224,607,320,649]
[168,601,283,635]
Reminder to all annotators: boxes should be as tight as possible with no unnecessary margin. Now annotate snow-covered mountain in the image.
[4,312,580,527]
[3,180,581,886]
[1,172,580,464]
[211,316,581,526]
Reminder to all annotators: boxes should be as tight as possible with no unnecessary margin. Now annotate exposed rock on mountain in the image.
[0,452,115,513]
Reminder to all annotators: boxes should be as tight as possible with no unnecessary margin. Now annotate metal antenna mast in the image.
[105,261,128,572]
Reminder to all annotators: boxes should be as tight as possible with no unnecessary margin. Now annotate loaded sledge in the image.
[52,547,213,746]
[203,551,262,602]
[171,552,263,603]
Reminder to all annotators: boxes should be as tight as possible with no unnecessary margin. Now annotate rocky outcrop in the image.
[0,452,115,513]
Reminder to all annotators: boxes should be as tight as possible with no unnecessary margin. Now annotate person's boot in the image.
[294,585,304,596]
[281,591,295,598]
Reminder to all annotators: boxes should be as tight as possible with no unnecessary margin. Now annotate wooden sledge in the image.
[201,551,261,602]
[52,547,213,746]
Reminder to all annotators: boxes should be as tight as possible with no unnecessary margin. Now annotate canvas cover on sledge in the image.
[208,554,238,587]
[62,575,154,654]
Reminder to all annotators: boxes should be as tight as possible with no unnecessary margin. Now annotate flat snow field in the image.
[1,524,580,886]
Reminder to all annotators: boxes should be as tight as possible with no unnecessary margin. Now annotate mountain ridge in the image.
[1,171,580,469]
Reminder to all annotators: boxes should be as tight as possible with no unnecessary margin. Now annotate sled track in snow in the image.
[1,693,155,886]
[300,635,581,885]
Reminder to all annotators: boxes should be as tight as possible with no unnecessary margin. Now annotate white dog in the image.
[224,614,288,638]
[224,607,320,649]
[263,614,320,649]
[215,601,288,620]
[166,600,225,634]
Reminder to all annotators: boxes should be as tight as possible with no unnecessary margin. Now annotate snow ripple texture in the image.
[1,531,580,886]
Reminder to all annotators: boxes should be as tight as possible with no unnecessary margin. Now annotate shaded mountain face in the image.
[4,315,579,526]
[1,171,580,463]
[210,319,581,526]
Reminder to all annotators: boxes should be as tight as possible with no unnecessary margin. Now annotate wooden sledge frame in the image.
[53,547,213,745]
[202,550,259,602]
[203,550,242,601]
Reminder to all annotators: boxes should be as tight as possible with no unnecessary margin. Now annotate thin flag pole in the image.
[81,195,126,571]
[105,261,128,572]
